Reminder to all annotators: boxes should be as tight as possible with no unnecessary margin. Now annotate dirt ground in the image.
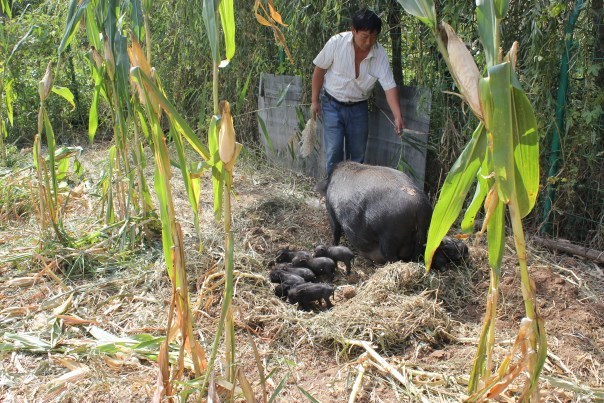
[1,145,603,402]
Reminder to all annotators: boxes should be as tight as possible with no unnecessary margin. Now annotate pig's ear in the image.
[314,179,328,195]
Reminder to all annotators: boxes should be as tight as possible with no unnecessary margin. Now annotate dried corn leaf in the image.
[441,22,482,120]
[6,276,39,287]
[237,367,255,402]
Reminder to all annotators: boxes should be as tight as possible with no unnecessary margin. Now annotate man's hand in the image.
[394,116,405,134]
[311,100,321,118]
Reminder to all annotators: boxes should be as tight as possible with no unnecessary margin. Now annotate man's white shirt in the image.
[313,31,396,103]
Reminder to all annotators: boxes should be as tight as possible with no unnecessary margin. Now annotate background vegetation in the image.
[1,0,602,244]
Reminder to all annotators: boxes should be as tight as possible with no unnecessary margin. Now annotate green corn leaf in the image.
[172,124,200,233]
[494,0,510,19]
[85,6,102,50]
[43,110,58,205]
[396,0,437,29]
[487,62,515,205]
[131,67,211,160]
[1,0,12,18]
[154,155,175,279]
[206,115,223,219]
[89,86,100,142]
[425,123,487,269]
[5,78,14,125]
[476,0,498,67]
[487,197,505,272]
[114,34,131,110]
[461,157,489,234]
[58,0,90,55]
[208,114,220,160]
[202,0,220,64]
[51,86,75,110]
[56,158,70,181]
[103,0,117,46]
[219,0,236,62]
[130,0,144,41]
[511,87,539,217]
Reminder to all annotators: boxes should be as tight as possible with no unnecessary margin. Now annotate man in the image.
[311,9,405,176]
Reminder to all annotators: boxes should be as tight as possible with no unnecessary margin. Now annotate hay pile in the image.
[301,262,452,351]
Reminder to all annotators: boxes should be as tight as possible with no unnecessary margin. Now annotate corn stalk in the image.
[58,0,153,247]
[397,0,545,400]
[129,44,212,400]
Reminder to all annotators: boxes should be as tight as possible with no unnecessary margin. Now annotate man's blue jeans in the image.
[321,92,369,176]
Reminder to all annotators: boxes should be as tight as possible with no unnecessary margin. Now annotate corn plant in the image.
[58,0,154,247]
[199,0,247,397]
[33,61,79,245]
[397,0,544,400]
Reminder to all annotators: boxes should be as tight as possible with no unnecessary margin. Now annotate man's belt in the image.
[324,91,367,107]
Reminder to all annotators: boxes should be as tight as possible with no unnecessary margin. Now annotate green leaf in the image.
[487,62,515,204]
[297,385,320,403]
[130,0,144,41]
[51,86,76,110]
[89,86,100,143]
[58,0,90,55]
[1,0,12,18]
[202,0,220,64]
[43,109,59,205]
[487,197,505,271]
[461,158,489,233]
[396,0,437,29]
[268,376,289,403]
[476,0,498,67]
[219,0,236,62]
[5,78,14,125]
[85,5,102,51]
[511,87,539,217]
[257,114,274,153]
[131,67,211,160]
[8,25,37,65]
[114,34,131,111]
[425,123,487,269]
[3,333,51,352]
[172,124,200,233]
[494,0,510,19]
[236,70,253,112]
[275,82,291,107]
[207,116,223,220]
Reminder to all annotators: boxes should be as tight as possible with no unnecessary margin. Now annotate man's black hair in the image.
[352,9,382,34]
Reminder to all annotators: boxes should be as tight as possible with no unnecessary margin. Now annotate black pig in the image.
[313,244,354,274]
[431,236,469,269]
[274,283,295,300]
[275,247,312,263]
[316,161,468,268]
[281,266,317,282]
[269,270,305,285]
[287,283,335,310]
[291,256,336,280]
